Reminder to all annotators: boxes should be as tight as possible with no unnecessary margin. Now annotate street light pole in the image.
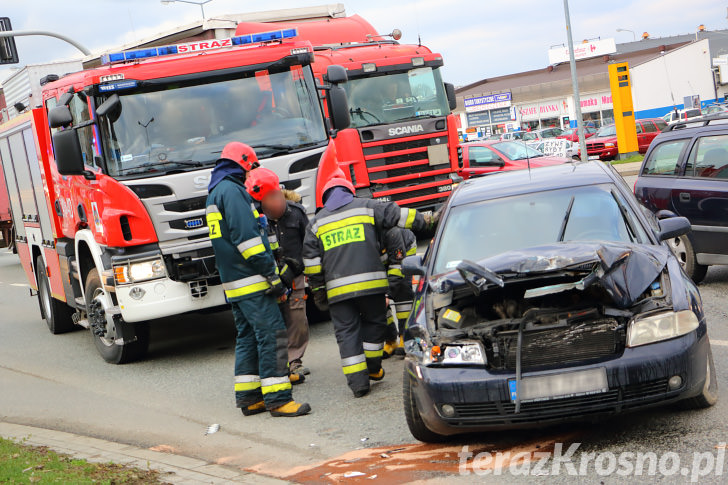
[160,0,212,20]
[616,28,636,42]
[563,0,588,161]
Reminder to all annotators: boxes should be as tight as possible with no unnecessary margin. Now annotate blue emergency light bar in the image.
[100,28,298,65]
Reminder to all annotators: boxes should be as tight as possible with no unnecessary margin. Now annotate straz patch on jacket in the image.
[321,224,365,251]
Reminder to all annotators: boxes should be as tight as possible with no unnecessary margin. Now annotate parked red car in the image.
[585,118,667,161]
[557,126,597,142]
[458,141,568,179]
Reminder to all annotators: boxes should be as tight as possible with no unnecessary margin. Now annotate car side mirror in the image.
[52,129,87,177]
[402,254,426,276]
[48,105,73,129]
[325,65,348,84]
[655,209,678,220]
[657,216,691,241]
[444,82,457,111]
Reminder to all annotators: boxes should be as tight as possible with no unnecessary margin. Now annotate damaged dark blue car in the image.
[402,161,717,442]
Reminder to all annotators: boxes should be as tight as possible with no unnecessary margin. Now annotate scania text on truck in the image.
[236,14,460,213]
[0,28,351,363]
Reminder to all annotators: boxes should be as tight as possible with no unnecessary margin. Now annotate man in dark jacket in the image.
[206,142,310,417]
[302,172,427,397]
[246,167,310,376]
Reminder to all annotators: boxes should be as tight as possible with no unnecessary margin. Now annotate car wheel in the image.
[667,235,708,284]
[85,268,150,364]
[681,346,718,409]
[36,255,76,334]
[402,367,447,443]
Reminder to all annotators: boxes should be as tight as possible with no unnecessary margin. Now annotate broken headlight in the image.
[438,342,486,365]
[626,310,699,347]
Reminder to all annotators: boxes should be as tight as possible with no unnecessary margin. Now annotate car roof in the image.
[651,116,728,140]
[450,161,615,207]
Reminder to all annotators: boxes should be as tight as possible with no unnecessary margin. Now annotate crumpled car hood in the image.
[437,242,670,308]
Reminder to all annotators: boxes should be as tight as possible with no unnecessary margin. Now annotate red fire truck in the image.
[236,15,460,212]
[0,149,12,248]
[0,28,351,363]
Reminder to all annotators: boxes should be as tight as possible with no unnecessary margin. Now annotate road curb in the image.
[0,421,290,484]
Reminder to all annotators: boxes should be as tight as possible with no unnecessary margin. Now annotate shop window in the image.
[642,139,688,176]
[687,135,728,179]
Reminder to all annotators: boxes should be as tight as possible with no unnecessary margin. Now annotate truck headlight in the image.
[604,142,615,147]
[440,342,485,365]
[114,258,166,285]
[627,310,699,347]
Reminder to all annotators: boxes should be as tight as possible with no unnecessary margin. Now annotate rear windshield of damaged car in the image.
[433,184,649,274]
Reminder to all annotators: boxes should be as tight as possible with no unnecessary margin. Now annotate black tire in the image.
[36,255,76,334]
[403,367,447,443]
[85,268,149,364]
[681,346,718,409]
[667,234,708,284]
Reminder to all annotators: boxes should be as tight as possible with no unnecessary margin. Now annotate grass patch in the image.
[0,437,164,484]
[610,154,644,165]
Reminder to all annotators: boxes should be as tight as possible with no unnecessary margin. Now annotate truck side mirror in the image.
[326,65,348,84]
[444,82,457,111]
[48,105,73,129]
[327,84,351,132]
[96,93,121,121]
[52,130,86,176]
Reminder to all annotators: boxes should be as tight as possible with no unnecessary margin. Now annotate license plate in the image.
[508,368,608,402]
[588,155,600,160]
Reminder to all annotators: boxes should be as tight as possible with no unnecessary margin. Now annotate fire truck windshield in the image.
[97,65,327,178]
[345,66,450,129]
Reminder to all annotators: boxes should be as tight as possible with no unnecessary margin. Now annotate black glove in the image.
[279,262,295,289]
[282,256,304,276]
[313,288,329,312]
[265,275,286,298]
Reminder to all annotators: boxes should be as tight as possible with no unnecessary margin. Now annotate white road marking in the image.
[712,339,728,347]
[10,283,28,288]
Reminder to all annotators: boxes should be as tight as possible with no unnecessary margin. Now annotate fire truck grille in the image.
[163,196,207,213]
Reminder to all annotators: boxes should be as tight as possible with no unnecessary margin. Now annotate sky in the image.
[0,0,725,88]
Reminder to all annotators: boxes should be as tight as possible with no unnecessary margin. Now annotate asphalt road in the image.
[2,175,728,483]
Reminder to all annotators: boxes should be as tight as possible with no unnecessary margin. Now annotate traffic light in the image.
[0,17,19,64]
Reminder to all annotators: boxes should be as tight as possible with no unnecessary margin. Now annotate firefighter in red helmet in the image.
[246,167,311,377]
[302,170,429,397]
[206,142,310,417]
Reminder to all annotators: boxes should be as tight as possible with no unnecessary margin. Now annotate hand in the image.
[282,256,304,276]
[279,263,295,289]
[265,276,287,298]
[313,289,329,312]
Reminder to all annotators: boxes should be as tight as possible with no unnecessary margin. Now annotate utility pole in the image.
[563,0,588,161]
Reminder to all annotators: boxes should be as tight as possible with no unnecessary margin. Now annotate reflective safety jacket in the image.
[206,176,279,301]
[302,198,425,304]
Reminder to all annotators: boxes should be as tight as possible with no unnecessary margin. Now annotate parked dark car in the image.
[634,116,728,283]
[401,161,716,442]
[586,119,667,161]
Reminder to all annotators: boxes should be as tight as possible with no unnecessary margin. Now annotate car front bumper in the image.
[405,331,710,436]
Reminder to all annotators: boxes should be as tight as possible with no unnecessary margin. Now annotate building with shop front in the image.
[455,29,728,138]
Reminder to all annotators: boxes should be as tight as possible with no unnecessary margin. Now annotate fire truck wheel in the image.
[36,255,76,334]
[85,268,150,364]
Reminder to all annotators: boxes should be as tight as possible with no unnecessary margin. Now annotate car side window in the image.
[636,123,644,134]
[469,146,498,165]
[643,122,657,133]
[654,119,668,131]
[642,139,688,175]
[687,134,728,179]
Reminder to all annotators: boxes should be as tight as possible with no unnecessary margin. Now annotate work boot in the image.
[241,401,266,416]
[394,338,405,357]
[382,341,397,359]
[270,401,311,417]
[353,387,370,398]
[369,368,385,381]
[290,361,311,376]
[289,372,306,385]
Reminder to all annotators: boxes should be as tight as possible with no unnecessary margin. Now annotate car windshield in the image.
[344,66,451,128]
[432,184,648,274]
[491,141,543,160]
[97,65,327,178]
[596,124,616,137]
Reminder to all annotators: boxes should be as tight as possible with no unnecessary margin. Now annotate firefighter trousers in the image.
[231,292,292,410]
[280,274,309,365]
[329,294,388,392]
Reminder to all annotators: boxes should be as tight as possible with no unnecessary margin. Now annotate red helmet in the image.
[221,142,259,171]
[322,168,355,197]
[245,167,281,201]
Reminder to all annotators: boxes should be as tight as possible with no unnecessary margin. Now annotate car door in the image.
[640,121,660,152]
[635,121,650,153]
[460,145,505,178]
[634,137,691,215]
[670,132,728,260]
